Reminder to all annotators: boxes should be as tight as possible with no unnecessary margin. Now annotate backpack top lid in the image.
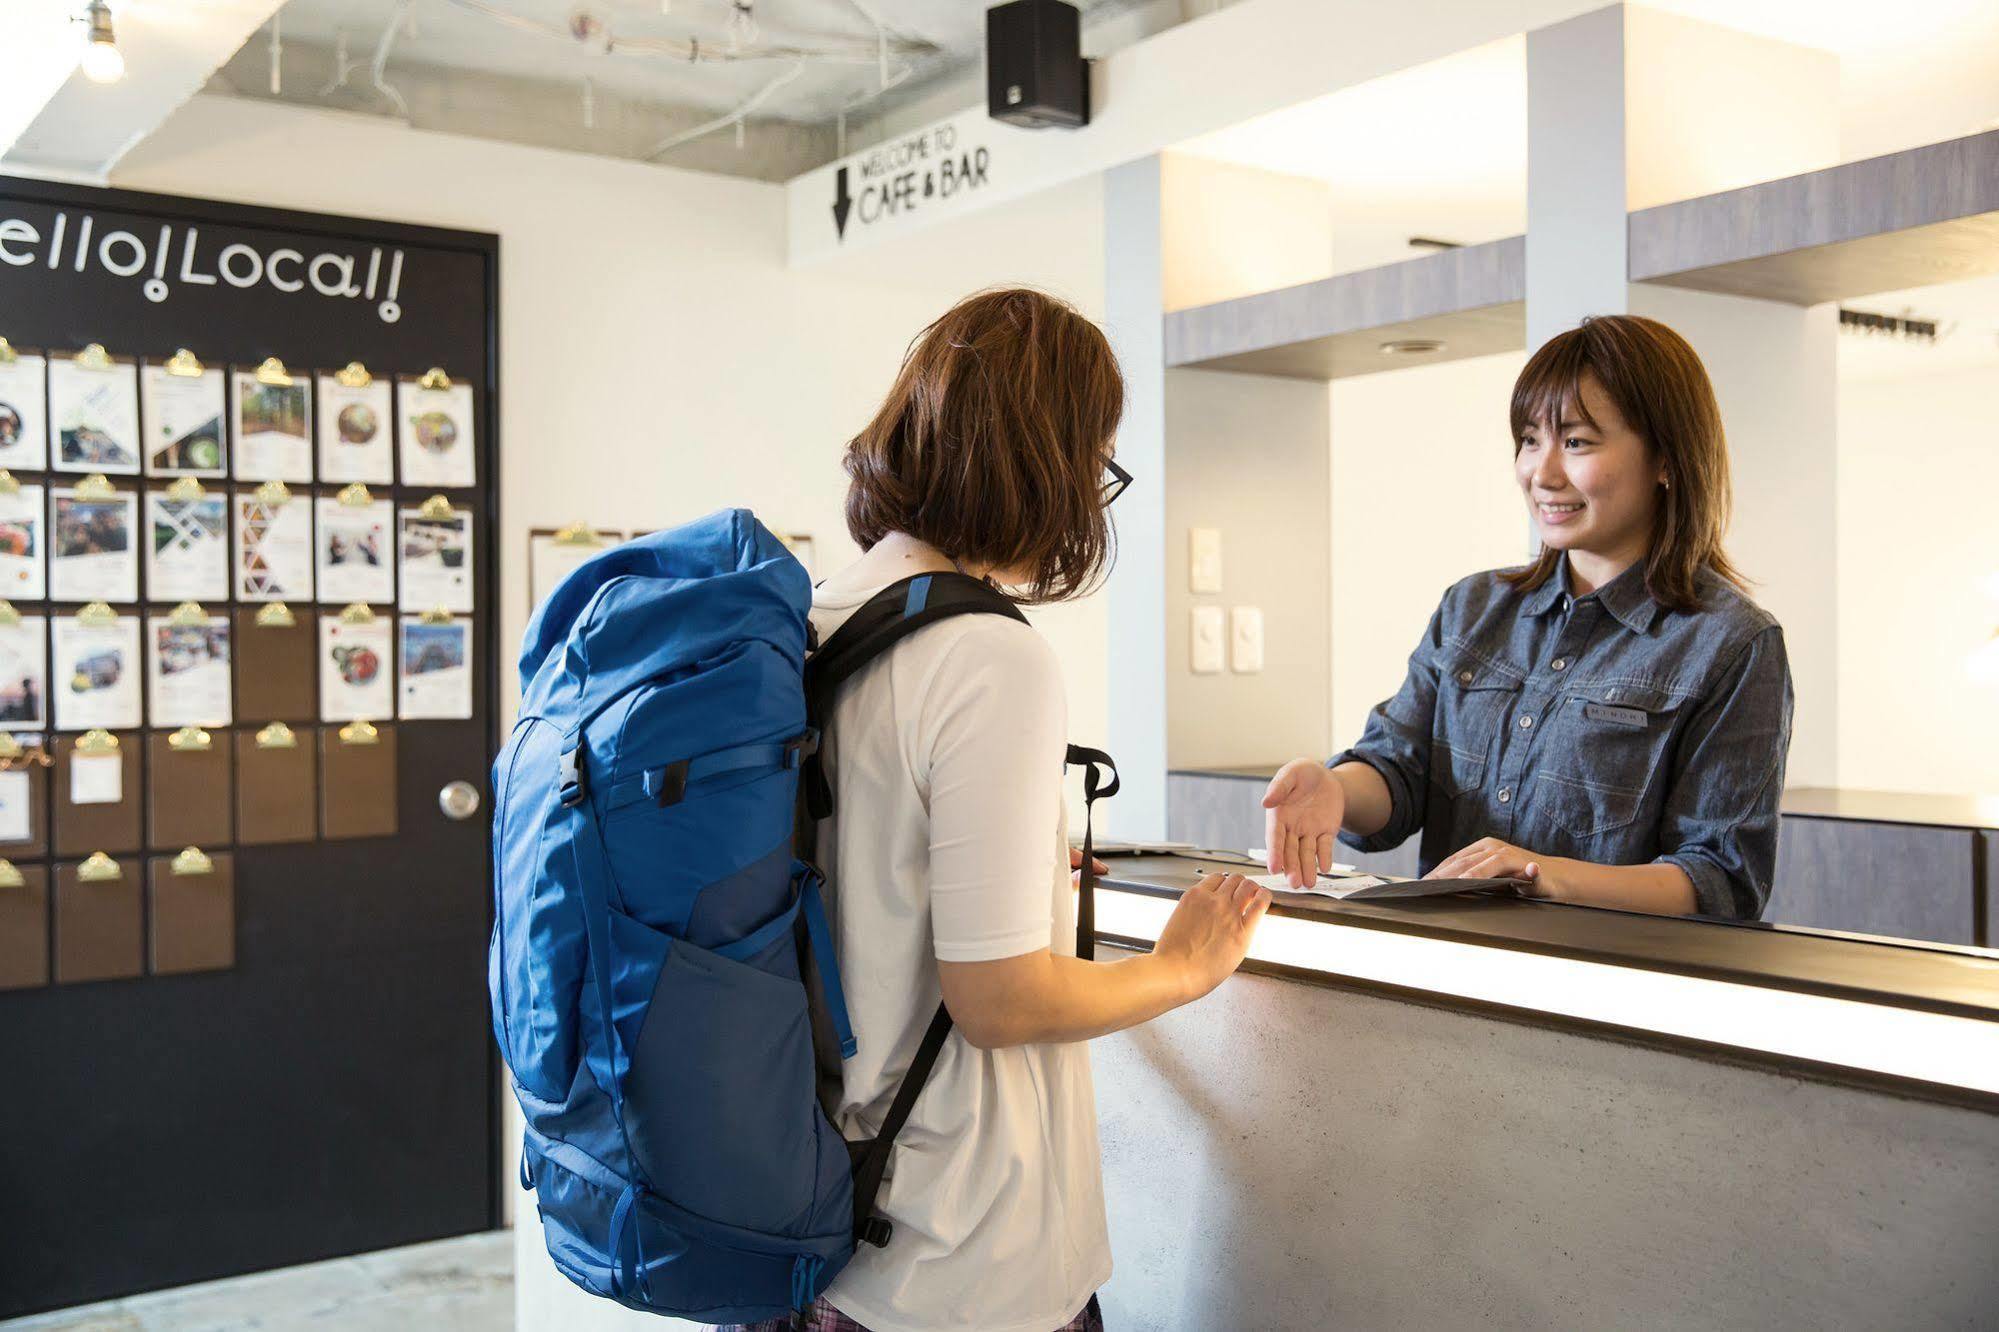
[517,507,809,722]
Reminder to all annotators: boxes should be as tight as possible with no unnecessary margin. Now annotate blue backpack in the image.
[490,508,1118,1322]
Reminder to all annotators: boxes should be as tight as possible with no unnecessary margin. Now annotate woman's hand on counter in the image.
[1425,837,1562,895]
[1262,760,1345,887]
[1425,839,1701,916]
[1153,873,1273,1001]
[1069,846,1110,883]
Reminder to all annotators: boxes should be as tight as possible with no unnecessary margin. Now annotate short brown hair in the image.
[843,287,1125,604]
[1502,314,1746,610]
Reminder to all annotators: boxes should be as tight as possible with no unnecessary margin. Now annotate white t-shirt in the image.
[809,570,1110,1332]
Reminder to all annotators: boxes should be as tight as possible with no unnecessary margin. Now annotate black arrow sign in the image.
[831,166,853,240]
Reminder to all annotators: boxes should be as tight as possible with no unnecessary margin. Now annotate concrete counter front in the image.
[1090,855,1999,1329]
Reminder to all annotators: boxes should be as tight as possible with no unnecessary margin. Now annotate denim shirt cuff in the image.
[1656,853,1745,920]
[1326,750,1411,856]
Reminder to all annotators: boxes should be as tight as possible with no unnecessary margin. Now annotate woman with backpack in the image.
[723,287,1272,1332]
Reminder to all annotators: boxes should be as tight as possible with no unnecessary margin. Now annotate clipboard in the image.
[234,603,318,721]
[51,730,142,857]
[147,728,233,849]
[320,719,397,839]
[236,721,316,844]
[54,853,142,983]
[0,737,51,858]
[149,847,234,975]
[0,860,49,989]
[528,525,620,616]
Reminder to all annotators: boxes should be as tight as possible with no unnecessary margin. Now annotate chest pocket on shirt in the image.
[1533,680,1684,838]
[1429,653,1522,797]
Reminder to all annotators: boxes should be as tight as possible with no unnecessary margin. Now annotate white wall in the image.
[108,93,1112,1332]
[1836,359,1999,797]
[1159,153,1333,311]
[1328,352,1531,750]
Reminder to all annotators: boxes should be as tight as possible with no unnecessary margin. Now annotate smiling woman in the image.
[1264,314,1797,920]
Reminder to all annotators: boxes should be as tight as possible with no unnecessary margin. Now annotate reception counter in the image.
[1090,854,1999,1328]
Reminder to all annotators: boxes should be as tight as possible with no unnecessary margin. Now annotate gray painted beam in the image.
[1629,128,1999,304]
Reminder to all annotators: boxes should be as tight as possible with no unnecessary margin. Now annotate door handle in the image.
[438,780,482,821]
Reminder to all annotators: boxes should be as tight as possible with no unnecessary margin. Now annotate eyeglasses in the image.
[1102,456,1132,508]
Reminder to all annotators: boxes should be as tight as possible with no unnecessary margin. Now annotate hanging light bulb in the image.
[79,1,125,83]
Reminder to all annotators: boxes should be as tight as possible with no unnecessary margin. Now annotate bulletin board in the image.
[0,176,502,1317]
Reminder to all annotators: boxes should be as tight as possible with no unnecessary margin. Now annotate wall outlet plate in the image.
[1230,606,1264,673]
[1191,605,1225,674]
[1189,527,1222,594]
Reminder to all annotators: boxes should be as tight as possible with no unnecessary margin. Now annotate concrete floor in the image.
[0,1232,511,1332]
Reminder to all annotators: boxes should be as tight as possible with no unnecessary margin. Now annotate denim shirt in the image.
[1330,556,1794,919]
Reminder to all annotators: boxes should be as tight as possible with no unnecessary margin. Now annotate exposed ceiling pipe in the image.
[644,57,805,160]
[437,0,930,66]
[370,0,414,120]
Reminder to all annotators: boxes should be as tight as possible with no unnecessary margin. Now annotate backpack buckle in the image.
[786,728,820,768]
[557,748,588,808]
[859,1216,893,1248]
[653,760,689,807]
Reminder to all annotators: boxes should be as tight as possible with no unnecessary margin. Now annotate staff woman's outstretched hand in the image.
[1152,873,1272,1000]
[1262,759,1344,888]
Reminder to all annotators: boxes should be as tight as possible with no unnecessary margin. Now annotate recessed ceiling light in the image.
[1379,339,1445,356]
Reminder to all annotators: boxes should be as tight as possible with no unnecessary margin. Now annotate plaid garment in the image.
[721,1292,1105,1332]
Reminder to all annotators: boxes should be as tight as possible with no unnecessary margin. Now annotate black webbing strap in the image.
[1064,745,1119,962]
[848,1001,954,1248]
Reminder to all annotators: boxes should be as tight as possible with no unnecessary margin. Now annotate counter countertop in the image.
[1170,768,1999,831]
[1098,853,1999,1024]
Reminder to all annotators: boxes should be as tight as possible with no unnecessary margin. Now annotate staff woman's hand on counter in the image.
[1261,759,1345,887]
[1424,836,1560,895]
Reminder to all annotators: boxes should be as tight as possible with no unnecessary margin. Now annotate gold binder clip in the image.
[76,602,118,628]
[553,522,605,549]
[0,338,16,365]
[164,476,206,502]
[168,601,208,627]
[75,344,113,371]
[253,357,293,386]
[164,348,205,378]
[253,479,292,506]
[419,607,454,625]
[0,601,18,628]
[171,846,214,877]
[256,721,297,749]
[74,473,117,500]
[78,852,122,883]
[339,602,377,626]
[0,734,18,760]
[336,483,374,508]
[168,725,212,752]
[418,494,456,520]
[0,859,22,889]
[418,367,452,391]
[0,471,18,496]
[335,361,373,388]
[255,602,297,628]
[75,728,120,755]
[339,718,380,746]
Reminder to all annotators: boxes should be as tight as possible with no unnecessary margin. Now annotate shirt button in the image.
[1458,670,1474,684]
[1551,657,1568,672]
[1498,787,1512,803]
[1519,714,1534,729]
[1605,688,1619,701]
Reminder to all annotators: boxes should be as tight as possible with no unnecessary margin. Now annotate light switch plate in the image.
[1188,528,1222,594]
[1190,606,1225,674]
[1230,606,1264,673]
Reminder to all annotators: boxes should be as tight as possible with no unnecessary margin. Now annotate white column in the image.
[1102,155,1169,839]
[1525,4,1629,350]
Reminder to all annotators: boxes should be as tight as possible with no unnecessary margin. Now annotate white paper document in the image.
[70,753,123,805]
[236,492,314,602]
[146,491,230,603]
[1248,873,1391,898]
[0,615,48,728]
[399,616,473,720]
[320,615,394,722]
[49,487,140,603]
[0,485,47,600]
[140,364,228,477]
[0,352,49,472]
[397,378,476,488]
[398,505,473,613]
[53,614,142,731]
[317,375,395,484]
[232,371,313,482]
[148,615,233,728]
[49,356,140,474]
[0,770,32,843]
[315,496,396,605]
